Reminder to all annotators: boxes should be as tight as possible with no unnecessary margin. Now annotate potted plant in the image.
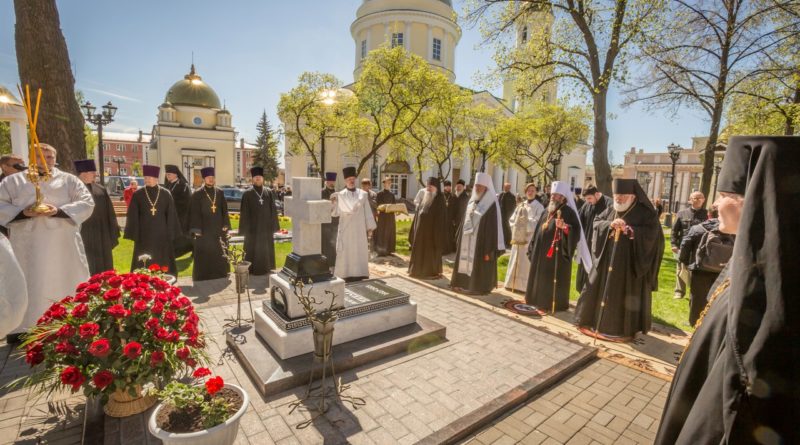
[147,368,249,445]
[14,267,208,417]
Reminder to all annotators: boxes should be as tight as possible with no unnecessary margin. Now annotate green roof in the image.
[164,65,221,109]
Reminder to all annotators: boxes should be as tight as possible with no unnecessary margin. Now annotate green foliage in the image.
[76,90,98,157]
[0,121,11,155]
[252,111,281,181]
[154,380,232,430]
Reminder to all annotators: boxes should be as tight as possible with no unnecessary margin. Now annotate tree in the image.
[75,90,99,157]
[466,0,662,194]
[625,0,799,198]
[252,111,281,182]
[0,122,11,155]
[131,161,141,176]
[724,74,799,137]
[494,101,590,185]
[461,103,504,182]
[15,0,86,172]
[350,46,453,176]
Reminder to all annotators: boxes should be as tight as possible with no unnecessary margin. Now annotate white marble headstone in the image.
[283,177,332,256]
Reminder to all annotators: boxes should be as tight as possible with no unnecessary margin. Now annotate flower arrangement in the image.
[16,266,207,402]
[150,368,238,432]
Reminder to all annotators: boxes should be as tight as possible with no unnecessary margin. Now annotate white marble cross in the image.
[283,177,332,256]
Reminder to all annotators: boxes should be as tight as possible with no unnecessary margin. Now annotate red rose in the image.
[176,346,191,361]
[103,288,122,301]
[60,366,85,392]
[59,295,74,304]
[156,328,171,341]
[25,343,44,366]
[122,279,138,290]
[92,370,114,389]
[79,322,100,338]
[73,292,89,303]
[169,331,180,342]
[101,270,117,278]
[205,376,224,395]
[161,265,169,272]
[169,300,182,310]
[88,338,111,357]
[55,340,78,355]
[192,367,212,378]
[185,358,197,367]
[153,280,169,291]
[123,341,142,359]
[107,304,129,318]
[151,301,164,315]
[148,264,160,272]
[156,293,169,303]
[181,322,198,337]
[47,303,67,320]
[178,296,192,308]
[89,273,104,283]
[150,351,165,367]
[145,318,160,332]
[130,288,146,300]
[56,324,76,338]
[132,300,149,313]
[163,311,178,325]
[71,303,89,318]
[107,275,123,288]
[76,282,89,292]
[169,287,181,297]
[186,334,203,348]
[85,282,102,295]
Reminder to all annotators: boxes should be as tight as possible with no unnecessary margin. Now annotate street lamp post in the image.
[112,156,125,175]
[712,156,723,200]
[552,152,564,181]
[81,100,117,185]
[665,143,682,226]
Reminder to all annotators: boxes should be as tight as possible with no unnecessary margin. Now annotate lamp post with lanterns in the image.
[712,155,723,200]
[81,100,117,185]
[665,143,682,226]
[111,156,125,175]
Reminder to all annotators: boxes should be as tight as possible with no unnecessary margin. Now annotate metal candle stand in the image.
[223,261,255,328]
[283,281,365,429]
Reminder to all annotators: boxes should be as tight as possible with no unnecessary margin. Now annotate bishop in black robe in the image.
[408,177,446,278]
[656,136,800,445]
[320,172,338,268]
[451,173,505,295]
[164,164,193,257]
[451,180,469,248]
[498,184,516,249]
[525,193,581,313]
[239,167,280,275]
[575,186,612,291]
[188,167,231,281]
[74,160,120,275]
[574,179,663,340]
[374,178,396,256]
[124,165,181,275]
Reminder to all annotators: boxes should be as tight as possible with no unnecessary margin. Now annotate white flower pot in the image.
[148,383,249,445]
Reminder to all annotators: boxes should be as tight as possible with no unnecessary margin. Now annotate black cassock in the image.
[188,186,231,281]
[441,191,456,254]
[451,192,469,248]
[165,179,193,257]
[239,186,280,275]
[524,203,580,312]
[408,195,446,278]
[320,186,338,267]
[374,189,396,256]
[124,185,181,275]
[498,191,516,248]
[451,203,503,294]
[81,182,120,275]
[576,195,612,291]
[573,202,663,337]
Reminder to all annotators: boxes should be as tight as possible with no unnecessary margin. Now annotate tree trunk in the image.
[14,0,85,173]
[786,81,800,136]
[700,102,725,199]
[592,91,612,195]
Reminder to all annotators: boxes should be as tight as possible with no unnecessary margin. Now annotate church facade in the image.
[283,0,588,198]
[148,65,237,188]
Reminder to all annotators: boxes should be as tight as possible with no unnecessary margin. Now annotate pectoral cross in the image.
[259,199,264,205]
[211,204,217,213]
[150,207,157,216]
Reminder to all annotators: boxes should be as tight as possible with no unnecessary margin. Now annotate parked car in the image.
[106,176,144,197]
[222,188,245,212]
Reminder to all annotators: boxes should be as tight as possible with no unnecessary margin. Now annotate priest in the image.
[451,172,505,295]
[525,181,588,313]
[125,165,181,274]
[0,144,94,338]
[74,159,120,274]
[374,176,397,256]
[188,167,231,281]
[332,167,376,282]
[441,180,456,254]
[574,179,663,341]
[0,233,26,339]
[320,172,338,268]
[239,166,280,275]
[576,185,612,291]
[408,177,447,279]
[451,179,469,247]
[498,182,516,249]
[504,183,544,293]
[164,164,193,257]
[655,136,799,445]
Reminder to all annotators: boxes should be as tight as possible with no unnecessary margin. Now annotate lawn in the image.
[114,217,691,332]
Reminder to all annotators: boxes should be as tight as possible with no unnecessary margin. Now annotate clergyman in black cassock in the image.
[497,183,516,249]
[575,185,612,291]
[451,179,469,248]
[74,160,120,275]
[124,165,181,275]
[574,178,663,340]
[188,167,231,281]
[164,164,193,257]
[374,177,396,256]
[451,173,505,295]
[525,182,582,313]
[320,172,338,268]
[408,177,446,278]
[239,167,280,275]
[656,136,800,445]
[441,180,456,254]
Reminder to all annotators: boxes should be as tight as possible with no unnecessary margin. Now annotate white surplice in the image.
[504,199,544,292]
[0,168,94,332]
[333,187,376,279]
[0,233,27,337]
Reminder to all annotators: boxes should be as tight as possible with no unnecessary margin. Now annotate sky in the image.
[0,0,711,164]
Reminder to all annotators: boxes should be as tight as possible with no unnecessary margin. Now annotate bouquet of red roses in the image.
[16,266,207,400]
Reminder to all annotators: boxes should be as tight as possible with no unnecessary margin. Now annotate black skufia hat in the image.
[342,166,357,179]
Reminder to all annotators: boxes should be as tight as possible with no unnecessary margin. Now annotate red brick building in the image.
[92,130,151,176]
[235,138,257,185]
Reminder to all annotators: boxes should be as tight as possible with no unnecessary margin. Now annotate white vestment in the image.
[504,199,545,292]
[456,172,505,275]
[0,168,94,331]
[333,187,377,279]
[0,233,27,337]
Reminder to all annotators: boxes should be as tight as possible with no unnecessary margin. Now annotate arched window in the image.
[521,26,528,43]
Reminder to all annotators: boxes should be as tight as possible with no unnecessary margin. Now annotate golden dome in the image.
[164,65,221,109]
